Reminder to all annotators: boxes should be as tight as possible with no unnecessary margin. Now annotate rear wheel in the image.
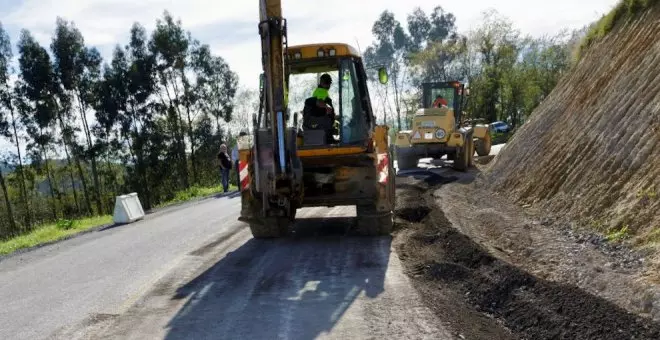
[249,216,290,238]
[355,204,393,236]
[395,146,418,170]
[246,197,294,238]
[475,132,492,156]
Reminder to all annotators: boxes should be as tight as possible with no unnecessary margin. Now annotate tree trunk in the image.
[56,115,82,215]
[40,142,59,220]
[128,103,152,210]
[74,158,93,215]
[186,106,197,185]
[162,70,189,189]
[10,108,31,227]
[103,135,117,213]
[62,144,81,214]
[0,169,17,236]
[76,94,103,215]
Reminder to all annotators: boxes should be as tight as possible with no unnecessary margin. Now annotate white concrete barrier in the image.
[112,192,145,224]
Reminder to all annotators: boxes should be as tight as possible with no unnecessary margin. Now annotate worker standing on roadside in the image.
[218,144,232,193]
[231,131,247,190]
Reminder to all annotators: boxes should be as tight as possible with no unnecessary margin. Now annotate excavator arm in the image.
[250,0,302,219]
[258,0,287,177]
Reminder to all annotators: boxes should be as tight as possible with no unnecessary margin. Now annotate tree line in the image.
[362,7,582,130]
[0,11,239,238]
[0,7,583,240]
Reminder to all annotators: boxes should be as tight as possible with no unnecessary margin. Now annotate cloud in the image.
[1,0,620,89]
[0,0,620,153]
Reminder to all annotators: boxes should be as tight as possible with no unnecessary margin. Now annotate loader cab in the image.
[285,43,386,149]
[421,81,467,127]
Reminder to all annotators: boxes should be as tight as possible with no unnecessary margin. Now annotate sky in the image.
[0,0,621,90]
[0,0,620,155]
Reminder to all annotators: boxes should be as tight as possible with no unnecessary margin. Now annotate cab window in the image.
[426,88,455,108]
[286,58,368,146]
[339,58,366,144]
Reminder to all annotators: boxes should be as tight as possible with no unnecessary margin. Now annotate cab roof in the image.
[287,43,361,59]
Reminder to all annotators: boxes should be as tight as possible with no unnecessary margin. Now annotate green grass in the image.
[577,0,659,60]
[0,184,238,256]
[606,225,631,242]
[155,184,238,208]
[0,215,112,255]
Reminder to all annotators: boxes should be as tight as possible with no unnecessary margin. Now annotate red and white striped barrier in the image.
[239,160,250,190]
[377,153,389,184]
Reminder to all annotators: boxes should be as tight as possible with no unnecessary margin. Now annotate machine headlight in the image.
[294,52,301,59]
[435,129,446,139]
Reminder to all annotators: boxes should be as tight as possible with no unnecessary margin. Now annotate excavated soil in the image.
[393,171,660,340]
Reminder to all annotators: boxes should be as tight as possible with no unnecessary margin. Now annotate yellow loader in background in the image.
[394,81,492,171]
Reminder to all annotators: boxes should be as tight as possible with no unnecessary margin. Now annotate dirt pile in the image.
[485,3,660,248]
[393,174,660,339]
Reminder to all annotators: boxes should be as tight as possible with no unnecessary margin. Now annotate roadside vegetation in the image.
[578,0,659,59]
[0,6,595,249]
[360,7,580,136]
[0,215,111,255]
[0,183,237,255]
[0,12,254,244]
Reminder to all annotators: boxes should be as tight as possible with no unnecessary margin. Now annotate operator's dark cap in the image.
[320,73,332,84]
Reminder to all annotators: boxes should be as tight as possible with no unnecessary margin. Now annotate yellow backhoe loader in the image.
[236,0,395,238]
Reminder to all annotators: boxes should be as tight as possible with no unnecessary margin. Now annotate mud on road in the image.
[393,168,660,340]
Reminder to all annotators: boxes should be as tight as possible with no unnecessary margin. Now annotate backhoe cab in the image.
[394,81,492,171]
[236,0,395,238]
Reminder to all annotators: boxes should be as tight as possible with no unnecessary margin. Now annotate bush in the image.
[577,0,659,59]
[56,219,77,230]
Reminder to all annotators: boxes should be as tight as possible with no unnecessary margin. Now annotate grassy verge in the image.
[0,215,112,255]
[577,0,659,60]
[155,184,238,208]
[0,184,238,256]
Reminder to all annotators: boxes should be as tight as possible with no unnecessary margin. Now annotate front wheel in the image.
[249,216,290,238]
[475,132,492,157]
[395,146,418,170]
[355,204,393,236]
[452,138,473,171]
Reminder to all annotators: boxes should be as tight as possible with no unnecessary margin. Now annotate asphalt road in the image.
[0,198,451,340]
[0,143,506,340]
[0,193,246,340]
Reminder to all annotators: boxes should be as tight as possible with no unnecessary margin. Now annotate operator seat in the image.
[302,96,334,145]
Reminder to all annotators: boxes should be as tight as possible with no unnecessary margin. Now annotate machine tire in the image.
[355,204,393,236]
[475,132,492,157]
[388,150,396,207]
[452,139,471,171]
[249,216,290,238]
[468,138,475,167]
[395,146,418,170]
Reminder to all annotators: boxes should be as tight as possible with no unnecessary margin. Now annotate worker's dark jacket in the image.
[303,87,334,131]
[217,152,232,169]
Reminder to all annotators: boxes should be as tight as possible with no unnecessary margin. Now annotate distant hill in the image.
[0,163,15,175]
